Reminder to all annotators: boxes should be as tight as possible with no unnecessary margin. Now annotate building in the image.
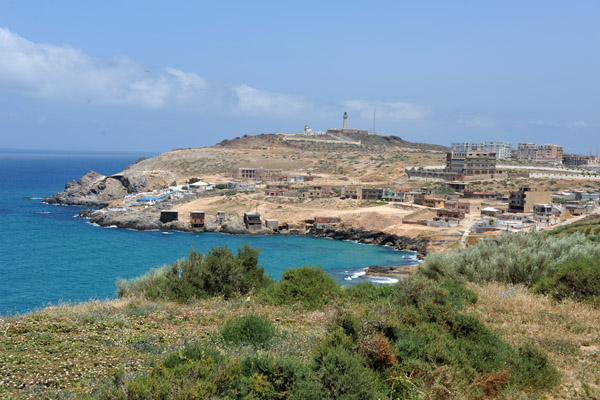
[303,185,333,199]
[517,143,564,164]
[508,186,552,213]
[216,211,226,225]
[451,142,512,160]
[406,150,498,181]
[382,188,414,202]
[190,211,205,228]
[535,144,564,164]
[562,154,599,166]
[517,143,537,162]
[230,168,283,181]
[265,219,279,231]
[160,210,178,223]
[340,186,383,200]
[243,212,262,232]
[265,184,289,197]
[422,197,446,208]
[445,150,498,177]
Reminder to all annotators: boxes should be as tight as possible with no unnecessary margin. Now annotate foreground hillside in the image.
[2,239,600,399]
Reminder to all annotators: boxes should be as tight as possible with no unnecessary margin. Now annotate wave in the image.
[37,211,51,214]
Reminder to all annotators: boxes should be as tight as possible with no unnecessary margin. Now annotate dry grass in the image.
[0,296,328,399]
[467,282,600,399]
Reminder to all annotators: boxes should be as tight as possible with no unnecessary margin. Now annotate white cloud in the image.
[458,115,495,128]
[0,27,307,116]
[572,121,589,128]
[341,100,432,122]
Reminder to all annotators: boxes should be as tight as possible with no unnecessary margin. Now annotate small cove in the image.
[0,152,417,315]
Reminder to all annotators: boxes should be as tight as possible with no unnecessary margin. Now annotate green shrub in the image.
[261,266,341,310]
[419,232,600,286]
[511,343,560,392]
[220,314,277,347]
[232,355,320,400]
[534,257,600,306]
[315,348,384,400]
[117,244,272,302]
[88,343,230,399]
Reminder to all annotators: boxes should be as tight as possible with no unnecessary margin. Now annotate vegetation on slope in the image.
[7,242,600,398]
[419,232,600,292]
[546,215,600,243]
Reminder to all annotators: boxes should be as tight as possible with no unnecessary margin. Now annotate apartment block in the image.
[451,141,512,160]
[517,143,564,164]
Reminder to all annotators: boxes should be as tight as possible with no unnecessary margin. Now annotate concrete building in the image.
[517,143,564,164]
[508,186,552,213]
[445,150,497,177]
[340,186,383,200]
[406,150,498,181]
[265,184,289,197]
[303,185,333,199]
[160,210,178,223]
[451,141,512,160]
[230,168,284,181]
[562,154,599,166]
[243,212,262,232]
[535,144,564,164]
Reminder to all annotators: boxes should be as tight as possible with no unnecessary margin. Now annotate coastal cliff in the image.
[79,208,430,256]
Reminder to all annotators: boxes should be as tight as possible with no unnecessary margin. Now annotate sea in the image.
[0,151,418,315]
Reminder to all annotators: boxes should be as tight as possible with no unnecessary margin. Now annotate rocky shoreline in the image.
[77,209,429,257]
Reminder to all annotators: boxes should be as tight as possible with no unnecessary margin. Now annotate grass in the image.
[2,242,597,398]
[467,282,600,398]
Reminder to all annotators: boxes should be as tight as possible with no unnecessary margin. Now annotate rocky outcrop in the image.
[308,227,429,257]
[46,167,177,206]
[46,171,129,206]
[79,209,273,235]
[364,265,417,278]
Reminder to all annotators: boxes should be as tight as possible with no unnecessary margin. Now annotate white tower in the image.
[343,111,348,130]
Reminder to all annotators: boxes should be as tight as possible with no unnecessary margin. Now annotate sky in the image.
[0,1,599,154]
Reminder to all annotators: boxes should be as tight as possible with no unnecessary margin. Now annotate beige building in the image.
[508,186,552,213]
[231,168,283,181]
[517,143,564,164]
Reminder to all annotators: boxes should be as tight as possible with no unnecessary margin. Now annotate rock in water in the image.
[45,171,128,206]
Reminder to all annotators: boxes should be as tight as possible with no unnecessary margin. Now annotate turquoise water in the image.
[0,151,417,315]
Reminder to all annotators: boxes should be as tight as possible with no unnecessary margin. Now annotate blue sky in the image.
[1,1,598,153]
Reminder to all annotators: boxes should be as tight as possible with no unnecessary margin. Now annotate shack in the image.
[160,210,178,223]
[190,211,205,228]
[216,211,226,225]
[243,212,262,231]
[265,219,279,231]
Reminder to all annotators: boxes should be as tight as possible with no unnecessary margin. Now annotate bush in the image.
[232,355,320,400]
[117,244,272,302]
[315,349,384,400]
[220,314,277,347]
[261,266,341,310]
[419,232,600,286]
[534,257,600,306]
[511,343,560,392]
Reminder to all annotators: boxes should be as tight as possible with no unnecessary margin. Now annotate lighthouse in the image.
[343,111,348,130]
